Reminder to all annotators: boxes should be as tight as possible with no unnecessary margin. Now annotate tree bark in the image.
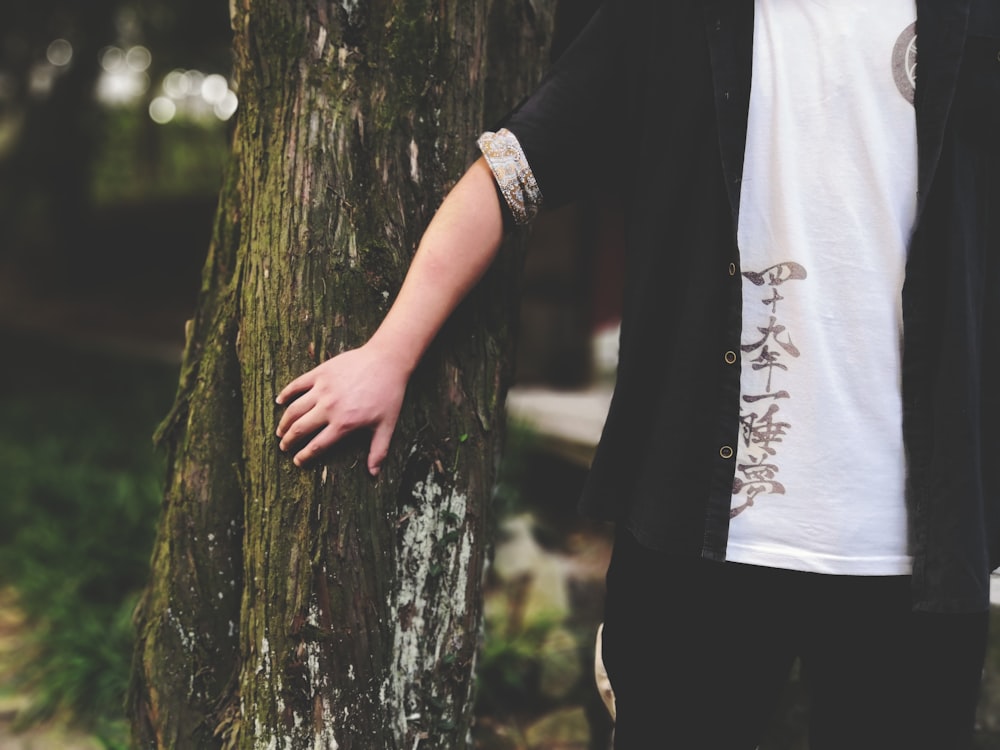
[128,1,554,748]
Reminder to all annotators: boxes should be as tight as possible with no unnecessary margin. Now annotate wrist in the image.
[364,330,423,378]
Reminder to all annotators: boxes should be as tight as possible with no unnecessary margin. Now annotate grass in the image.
[0,330,177,745]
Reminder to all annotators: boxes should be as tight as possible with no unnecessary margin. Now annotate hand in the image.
[275,343,408,475]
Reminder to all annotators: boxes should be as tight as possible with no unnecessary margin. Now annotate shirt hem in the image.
[725,541,913,576]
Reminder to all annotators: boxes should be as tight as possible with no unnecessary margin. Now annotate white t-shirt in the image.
[727,0,918,575]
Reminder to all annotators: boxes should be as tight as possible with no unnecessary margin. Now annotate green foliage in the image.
[490,421,539,520]
[90,108,228,207]
[475,615,561,715]
[0,332,176,742]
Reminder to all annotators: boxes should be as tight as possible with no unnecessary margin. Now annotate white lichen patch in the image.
[254,596,339,749]
[309,110,321,149]
[166,608,196,654]
[256,636,271,678]
[385,468,475,739]
[333,219,359,266]
[310,694,339,750]
[308,599,322,628]
[252,717,293,750]
[408,139,420,184]
[340,0,359,19]
[314,26,327,59]
[305,638,324,688]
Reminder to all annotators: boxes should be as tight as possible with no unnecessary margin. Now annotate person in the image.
[276,0,999,747]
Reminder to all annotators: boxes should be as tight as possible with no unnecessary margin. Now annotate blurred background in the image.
[0,2,996,749]
[0,1,622,747]
[0,0,232,358]
[0,2,233,748]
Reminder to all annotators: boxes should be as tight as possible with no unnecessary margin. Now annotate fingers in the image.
[292,424,346,467]
[279,407,397,476]
[367,418,397,476]
[275,392,316,438]
[277,405,328,454]
[275,347,405,472]
[276,371,316,405]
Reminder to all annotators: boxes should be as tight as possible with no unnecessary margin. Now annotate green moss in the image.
[366,1,449,141]
[383,2,439,100]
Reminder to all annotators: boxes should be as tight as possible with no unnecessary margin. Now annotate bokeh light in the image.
[162,70,189,98]
[96,69,149,104]
[200,74,228,104]
[125,46,151,73]
[182,70,205,93]
[46,39,73,67]
[148,96,176,124]
[100,46,126,72]
[96,46,150,105]
[214,90,239,121]
[153,68,238,123]
[28,63,56,98]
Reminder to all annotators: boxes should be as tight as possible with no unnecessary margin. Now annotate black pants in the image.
[601,528,989,750]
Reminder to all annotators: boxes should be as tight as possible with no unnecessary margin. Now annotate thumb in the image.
[367,419,396,476]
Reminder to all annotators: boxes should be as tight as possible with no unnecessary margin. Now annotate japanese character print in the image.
[731,262,807,518]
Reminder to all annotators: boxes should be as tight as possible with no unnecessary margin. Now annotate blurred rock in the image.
[524,706,590,750]
[493,514,573,625]
[472,717,524,750]
[538,627,582,701]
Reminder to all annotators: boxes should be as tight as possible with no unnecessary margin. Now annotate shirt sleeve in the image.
[477,128,542,225]
[477,0,634,224]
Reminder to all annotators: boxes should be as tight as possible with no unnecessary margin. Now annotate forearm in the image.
[276,156,505,471]
[367,156,504,373]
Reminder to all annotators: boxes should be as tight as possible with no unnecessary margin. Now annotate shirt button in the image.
[719,446,734,459]
[724,351,737,365]
[728,262,737,276]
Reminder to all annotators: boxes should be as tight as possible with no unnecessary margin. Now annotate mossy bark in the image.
[128,1,553,748]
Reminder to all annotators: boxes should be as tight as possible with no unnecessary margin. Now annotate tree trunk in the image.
[128,1,554,748]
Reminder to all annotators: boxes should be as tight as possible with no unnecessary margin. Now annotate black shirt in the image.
[492,0,999,612]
